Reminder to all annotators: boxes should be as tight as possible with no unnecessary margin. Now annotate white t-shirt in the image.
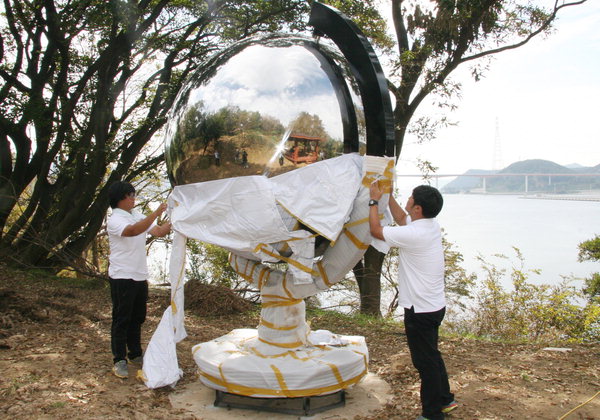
[382,217,446,313]
[107,208,155,281]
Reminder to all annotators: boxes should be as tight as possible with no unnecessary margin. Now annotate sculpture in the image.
[141,2,395,405]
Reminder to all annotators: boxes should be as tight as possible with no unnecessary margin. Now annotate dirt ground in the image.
[0,265,598,419]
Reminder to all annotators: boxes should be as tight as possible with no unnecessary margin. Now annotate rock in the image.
[542,347,572,353]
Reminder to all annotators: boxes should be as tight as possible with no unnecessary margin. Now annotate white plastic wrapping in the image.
[140,231,187,388]
[139,308,183,389]
[192,329,368,398]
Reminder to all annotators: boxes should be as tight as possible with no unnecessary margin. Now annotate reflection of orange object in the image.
[284,134,322,164]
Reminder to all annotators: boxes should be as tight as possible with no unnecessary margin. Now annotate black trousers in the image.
[404,306,454,420]
[109,278,148,364]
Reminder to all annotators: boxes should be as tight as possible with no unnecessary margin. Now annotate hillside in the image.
[1,265,599,419]
[442,159,600,194]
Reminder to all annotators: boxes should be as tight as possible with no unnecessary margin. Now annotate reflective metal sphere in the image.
[164,34,363,186]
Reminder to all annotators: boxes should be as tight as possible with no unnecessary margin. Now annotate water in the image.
[436,194,600,290]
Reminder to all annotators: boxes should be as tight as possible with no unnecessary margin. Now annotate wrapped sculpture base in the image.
[192,328,369,398]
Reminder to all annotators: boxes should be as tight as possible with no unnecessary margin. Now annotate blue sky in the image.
[392,0,600,176]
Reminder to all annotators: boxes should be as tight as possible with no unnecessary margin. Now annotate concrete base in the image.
[169,372,392,419]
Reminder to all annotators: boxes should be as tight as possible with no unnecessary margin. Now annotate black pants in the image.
[109,278,148,364]
[404,306,454,420]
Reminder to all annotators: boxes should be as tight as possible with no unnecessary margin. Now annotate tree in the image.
[0,0,312,271]
[351,0,587,316]
[578,235,600,300]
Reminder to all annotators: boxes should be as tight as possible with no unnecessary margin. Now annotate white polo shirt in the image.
[382,216,446,313]
[107,208,155,281]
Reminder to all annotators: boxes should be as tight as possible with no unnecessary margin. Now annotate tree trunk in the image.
[353,245,385,317]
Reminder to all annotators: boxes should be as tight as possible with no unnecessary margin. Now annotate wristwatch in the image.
[368,199,378,207]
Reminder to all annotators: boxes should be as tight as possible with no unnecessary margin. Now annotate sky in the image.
[389,0,600,177]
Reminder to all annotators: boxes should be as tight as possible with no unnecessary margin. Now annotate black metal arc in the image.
[308,2,395,158]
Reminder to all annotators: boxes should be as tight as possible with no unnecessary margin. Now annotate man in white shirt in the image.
[106,181,171,379]
[369,183,456,420]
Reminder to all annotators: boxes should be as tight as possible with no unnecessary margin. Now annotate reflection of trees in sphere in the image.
[164,34,363,186]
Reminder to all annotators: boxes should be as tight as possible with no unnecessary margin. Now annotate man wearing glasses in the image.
[106,181,171,379]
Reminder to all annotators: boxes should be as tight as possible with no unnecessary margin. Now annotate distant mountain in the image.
[442,159,600,194]
[441,169,497,193]
[500,159,573,174]
[565,163,585,169]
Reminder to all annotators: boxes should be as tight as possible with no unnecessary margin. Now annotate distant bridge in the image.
[398,173,600,194]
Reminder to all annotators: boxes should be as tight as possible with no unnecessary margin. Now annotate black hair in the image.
[412,185,443,218]
[108,181,135,209]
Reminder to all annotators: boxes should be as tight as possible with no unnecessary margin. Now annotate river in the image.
[436,193,600,290]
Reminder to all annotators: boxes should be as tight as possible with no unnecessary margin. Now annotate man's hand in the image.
[155,202,168,216]
[370,180,383,201]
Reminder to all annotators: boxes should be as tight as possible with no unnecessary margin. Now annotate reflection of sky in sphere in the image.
[190,45,343,139]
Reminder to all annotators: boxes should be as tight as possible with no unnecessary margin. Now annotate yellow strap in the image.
[258,337,305,348]
[282,274,294,299]
[261,300,302,308]
[343,213,383,230]
[343,228,370,250]
[199,367,368,398]
[259,318,298,331]
[384,159,395,178]
[258,266,269,290]
[270,364,293,397]
[218,363,233,394]
[255,244,319,277]
[326,362,344,386]
[261,293,300,302]
[316,261,331,288]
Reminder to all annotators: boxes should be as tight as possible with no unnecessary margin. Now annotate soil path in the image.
[1,267,598,419]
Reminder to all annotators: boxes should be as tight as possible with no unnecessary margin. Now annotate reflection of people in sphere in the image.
[279,153,284,166]
[235,148,240,164]
[214,150,220,166]
[242,149,248,168]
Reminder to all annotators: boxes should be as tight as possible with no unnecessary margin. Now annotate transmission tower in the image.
[492,117,503,170]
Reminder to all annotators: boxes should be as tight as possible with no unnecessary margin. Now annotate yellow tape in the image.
[326,362,344,386]
[316,261,331,288]
[261,293,300,302]
[218,363,233,394]
[343,213,383,230]
[258,337,305,348]
[271,364,292,397]
[261,300,302,308]
[255,244,319,277]
[258,266,269,290]
[259,318,298,331]
[199,366,368,397]
[343,228,370,250]
[384,159,395,178]
[282,275,294,299]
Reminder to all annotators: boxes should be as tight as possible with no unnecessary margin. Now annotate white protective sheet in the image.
[140,307,183,389]
[168,153,363,256]
[141,231,187,388]
[270,153,363,240]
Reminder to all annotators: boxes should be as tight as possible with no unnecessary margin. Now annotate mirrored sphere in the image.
[164,34,362,186]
